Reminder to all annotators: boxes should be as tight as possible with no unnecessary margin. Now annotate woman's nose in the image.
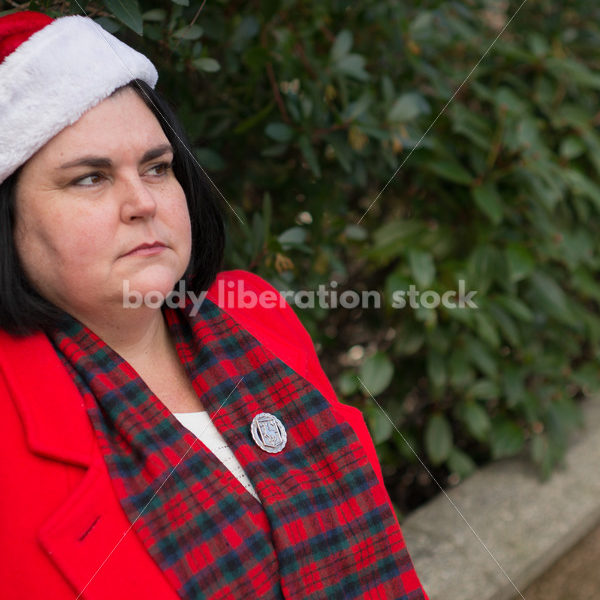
[119,174,158,222]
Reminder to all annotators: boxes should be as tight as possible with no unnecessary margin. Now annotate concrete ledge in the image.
[401,399,600,600]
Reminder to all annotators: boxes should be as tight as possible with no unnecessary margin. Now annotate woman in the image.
[0,11,427,600]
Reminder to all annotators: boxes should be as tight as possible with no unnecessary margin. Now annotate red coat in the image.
[0,270,425,599]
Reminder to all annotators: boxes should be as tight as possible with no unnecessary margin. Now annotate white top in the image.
[172,411,260,502]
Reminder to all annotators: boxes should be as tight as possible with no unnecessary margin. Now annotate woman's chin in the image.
[121,275,182,310]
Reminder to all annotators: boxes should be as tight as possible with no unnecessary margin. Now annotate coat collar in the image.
[0,330,95,467]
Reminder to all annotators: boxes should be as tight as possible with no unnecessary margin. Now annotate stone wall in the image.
[401,400,600,600]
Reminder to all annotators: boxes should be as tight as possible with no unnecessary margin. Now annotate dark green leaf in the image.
[278,226,307,248]
[173,24,203,40]
[103,0,143,34]
[193,57,221,72]
[465,337,498,378]
[502,368,525,408]
[528,272,575,325]
[298,135,321,177]
[94,16,120,33]
[505,245,535,283]
[459,401,491,441]
[234,103,275,135]
[359,352,394,396]
[427,351,446,389]
[369,221,425,262]
[344,224,368,241]
[408,249,435,288]
[472,183,503,225]
[265,122,294,143]
[495,295,534,322]
[333,54,370,81]
[231,16,260,49]
[427,159,473,185]
[560,137,586,160]
[338,372,358,396]
[488,304,520,346]
[340,92,373,121]
[142,9,166,22]
[194,148,225,171]
[448,447,476,478]
[330,30,353,61]
[388,92,429,122]
[449,351,475,389]
[474,312,501,348]
[467,380,500,401]
[324,134,353,173]
[425,414,453,465]
[370,410,395,444]
[490,419,525,459]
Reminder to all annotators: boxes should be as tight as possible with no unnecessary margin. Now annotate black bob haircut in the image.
[0,79,225,336]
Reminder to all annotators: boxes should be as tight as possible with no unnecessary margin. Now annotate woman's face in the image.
[14,87,192,322]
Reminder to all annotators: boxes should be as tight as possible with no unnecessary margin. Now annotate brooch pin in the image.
[250,412,287,453]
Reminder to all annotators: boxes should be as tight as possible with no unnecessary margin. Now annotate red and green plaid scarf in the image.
[49,298,425,599]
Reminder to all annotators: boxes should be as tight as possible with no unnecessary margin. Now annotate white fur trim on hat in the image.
[0,15,158,184]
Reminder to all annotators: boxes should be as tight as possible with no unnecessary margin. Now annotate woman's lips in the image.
[122,242,167,257]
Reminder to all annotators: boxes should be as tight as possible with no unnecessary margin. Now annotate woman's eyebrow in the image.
[140,144,174,164]
[57,144,174,170]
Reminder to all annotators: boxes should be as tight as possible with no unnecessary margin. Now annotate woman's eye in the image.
[73,173,104,187]
[147,162,173,176]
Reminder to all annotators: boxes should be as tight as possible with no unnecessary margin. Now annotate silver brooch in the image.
[250,412,287,453]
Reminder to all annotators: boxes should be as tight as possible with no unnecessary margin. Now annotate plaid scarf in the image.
[49,298,425,600]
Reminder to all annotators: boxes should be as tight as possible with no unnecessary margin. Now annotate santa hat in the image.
[0,11,158,184]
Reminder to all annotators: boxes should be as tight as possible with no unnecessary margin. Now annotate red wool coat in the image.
[0,270,426,599]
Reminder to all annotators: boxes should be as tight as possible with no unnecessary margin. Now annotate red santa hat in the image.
[0,11,158,184]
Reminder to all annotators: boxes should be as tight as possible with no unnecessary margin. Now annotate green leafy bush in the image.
[14,0,600,511]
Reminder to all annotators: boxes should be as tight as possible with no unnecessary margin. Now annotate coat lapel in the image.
[0,331,179,599]
[0,331,94,467]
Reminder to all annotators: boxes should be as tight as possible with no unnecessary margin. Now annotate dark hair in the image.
[0,79,224,336]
